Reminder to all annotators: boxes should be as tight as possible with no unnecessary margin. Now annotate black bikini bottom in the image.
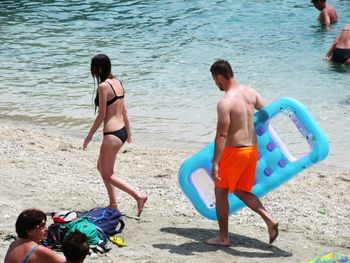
[103,126,128,143]
[331,48,350,63]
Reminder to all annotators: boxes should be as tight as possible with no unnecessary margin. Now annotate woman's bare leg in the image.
[98,136,147,216]
[98,157,118,207]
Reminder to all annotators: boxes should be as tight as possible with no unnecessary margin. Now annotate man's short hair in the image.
[62,231,89,262]
[311,0,326,3]
[210,59,234,79]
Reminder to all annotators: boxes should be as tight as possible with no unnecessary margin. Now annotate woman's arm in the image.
[83,83,108,150]
[122,100,132,143]
[325,35,339,59]
[36,245,65,263]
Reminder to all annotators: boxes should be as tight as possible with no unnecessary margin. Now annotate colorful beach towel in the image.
[303,252,350,263]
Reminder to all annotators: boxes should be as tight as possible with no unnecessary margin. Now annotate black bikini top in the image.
[94,81,124,107]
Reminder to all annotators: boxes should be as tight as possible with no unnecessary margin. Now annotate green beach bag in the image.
[62,217,100,245]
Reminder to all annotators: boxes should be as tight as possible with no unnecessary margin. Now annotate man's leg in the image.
[235,189,279,244]
[205,186,230,246]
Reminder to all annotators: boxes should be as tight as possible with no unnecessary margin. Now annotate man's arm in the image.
[211,100,230,181]
[254,90,267,110]
[320,9,331,26]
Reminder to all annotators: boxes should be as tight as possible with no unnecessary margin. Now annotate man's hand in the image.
[211,163,221,182]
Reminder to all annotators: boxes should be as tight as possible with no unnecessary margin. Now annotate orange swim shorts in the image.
[215,145,258,193]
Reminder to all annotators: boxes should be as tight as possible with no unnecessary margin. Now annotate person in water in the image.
[311,0,337,26]
[205,60,279,247]
[4,209,64,263]
[84,54,147,217]
[325,24,350,65]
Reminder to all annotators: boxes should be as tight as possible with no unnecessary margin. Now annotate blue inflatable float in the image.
[178,98,329,220]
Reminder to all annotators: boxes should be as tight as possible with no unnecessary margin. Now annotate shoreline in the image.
[0,117,206,152]
[0,123,349,262]
[0,118,346,173]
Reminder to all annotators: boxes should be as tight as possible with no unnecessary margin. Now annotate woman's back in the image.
[102,78,125,132]
[336,24,350,48]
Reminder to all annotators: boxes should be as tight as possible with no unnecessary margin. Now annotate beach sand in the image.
[0,124,349,262]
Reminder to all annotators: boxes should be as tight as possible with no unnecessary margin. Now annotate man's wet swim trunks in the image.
[215,145,258,193]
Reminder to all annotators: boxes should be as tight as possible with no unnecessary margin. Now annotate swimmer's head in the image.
[311,0,326,10]
[91,54,112,83]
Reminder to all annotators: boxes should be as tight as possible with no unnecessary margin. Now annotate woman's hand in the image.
[127,133,132,143]
[83,135,92,150]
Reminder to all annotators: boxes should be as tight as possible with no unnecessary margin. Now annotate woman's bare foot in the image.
[268,222,279,244]
[137,195,148,217]
[204,236,230,247]
[106,203,118,210]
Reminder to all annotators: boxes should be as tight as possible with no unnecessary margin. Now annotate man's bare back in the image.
[319,4,337,25]
[220,85,265,147]
[311,0,337,26]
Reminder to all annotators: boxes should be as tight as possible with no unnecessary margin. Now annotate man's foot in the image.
[268,222,279,244]
[204,236,230,247]
[137,195,148,217]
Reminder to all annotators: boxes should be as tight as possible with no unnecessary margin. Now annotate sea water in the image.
[0,0,349,169]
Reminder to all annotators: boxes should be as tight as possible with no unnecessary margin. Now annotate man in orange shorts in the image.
[205,60,279,247]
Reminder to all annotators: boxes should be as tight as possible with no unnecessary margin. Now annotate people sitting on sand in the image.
[4,209,64,263]
[61,231,89,263]
[325,24,350,65]
[311,0,337,26]
[83,54,147,217]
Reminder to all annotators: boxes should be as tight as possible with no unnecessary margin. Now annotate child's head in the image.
[62,231,89,263]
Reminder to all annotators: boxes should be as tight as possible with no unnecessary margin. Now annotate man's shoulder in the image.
[218,96,230,107]
[240,85,258,98]
[323,6,335,15]
[239,84,256,92]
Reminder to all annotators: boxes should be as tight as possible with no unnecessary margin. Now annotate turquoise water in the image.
[0,1,349,169]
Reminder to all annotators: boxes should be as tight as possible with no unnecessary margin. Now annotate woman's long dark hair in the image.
[90,54,114,112]
[90,54,112,83]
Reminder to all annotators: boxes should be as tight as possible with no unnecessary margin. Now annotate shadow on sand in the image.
[153,227,292,258]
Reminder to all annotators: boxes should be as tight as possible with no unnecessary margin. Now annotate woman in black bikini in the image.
[325,24,350,65]
[84,54,147,217]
